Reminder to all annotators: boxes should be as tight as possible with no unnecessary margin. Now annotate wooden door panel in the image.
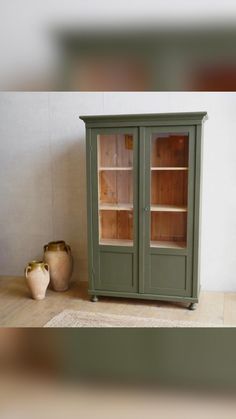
[148,254,187,294]
[96,252,135,292]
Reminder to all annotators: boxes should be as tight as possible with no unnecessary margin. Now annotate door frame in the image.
[89,126,139,292]
[139,125,196,297]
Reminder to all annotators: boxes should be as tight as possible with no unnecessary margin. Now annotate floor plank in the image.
[0,276,232,327]
[223,293,236,325]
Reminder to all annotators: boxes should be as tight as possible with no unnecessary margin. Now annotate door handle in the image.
[144,207,149,211]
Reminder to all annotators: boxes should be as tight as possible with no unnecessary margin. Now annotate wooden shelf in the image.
[99,167,133,171]
[100,238,133,247]
[151,240,186,249]
[151,167,188,171]
[99,204,187,212]
[100,167,187,171]
[151,205,187,212]
[99,203,133,211]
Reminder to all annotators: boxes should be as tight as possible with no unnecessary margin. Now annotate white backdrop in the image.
[0,92,236,291]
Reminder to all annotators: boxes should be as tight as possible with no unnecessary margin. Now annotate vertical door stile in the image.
[143,126,195,297]
[138,126,145,293]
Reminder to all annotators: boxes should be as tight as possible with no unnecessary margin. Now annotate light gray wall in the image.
[0,92,103,281]
[1,92,236,291]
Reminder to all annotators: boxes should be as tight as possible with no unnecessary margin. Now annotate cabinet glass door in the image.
[91,127,138,293]
[97,133,134,246]
[141,125,195,297]
[150,132,189,249]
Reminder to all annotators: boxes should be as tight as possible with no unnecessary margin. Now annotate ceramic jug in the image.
[44,241,73,291]
[25,260,50,300]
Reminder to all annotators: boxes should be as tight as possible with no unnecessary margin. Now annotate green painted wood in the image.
[150,254,187,292]
[99,245,135,254]
[186,126,196,297]
[80,112,207,127]
[82,112,206,306]
[150,252,187,295]
[99,252,134,292]
[192,124,203,298]
[87,289,198,304]
[138,126,145,294]
[142,125,195,297]
[82,120,206,129]
[90,127,139,293]
[85,128,94,289]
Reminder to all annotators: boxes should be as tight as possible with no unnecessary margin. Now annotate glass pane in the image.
[99,134,133,168]
[150,132,189,248]
[151,132,189,168]
[98,134,134,246]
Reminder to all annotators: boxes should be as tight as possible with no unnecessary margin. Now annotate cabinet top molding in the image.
[80,112,208,127]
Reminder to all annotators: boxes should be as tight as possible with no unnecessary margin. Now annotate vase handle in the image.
[66,244,71,254]
[43,263,49,272]
[24,265,31,278]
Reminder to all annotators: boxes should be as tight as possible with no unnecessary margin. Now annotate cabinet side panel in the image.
[86,128,94,290]
[192,124,203,298]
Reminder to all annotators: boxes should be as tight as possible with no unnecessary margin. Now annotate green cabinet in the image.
[80,113,207,308]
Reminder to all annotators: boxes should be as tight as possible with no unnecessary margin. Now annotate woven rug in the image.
[44,309,223,328]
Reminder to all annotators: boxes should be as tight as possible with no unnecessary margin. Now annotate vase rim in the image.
[48,240,65,245]
[45,241,68,251]
[28,260,46,268]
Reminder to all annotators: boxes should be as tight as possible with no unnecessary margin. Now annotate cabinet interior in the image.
[99,171,133,205]
[151,133,189,248]
[97,132,189,248]
[98,134,134,245]
[99,210,133,246]
[151,133,189,167]
[98,134,133,168]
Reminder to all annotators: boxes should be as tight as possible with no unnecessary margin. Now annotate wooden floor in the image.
[0,276,236,327]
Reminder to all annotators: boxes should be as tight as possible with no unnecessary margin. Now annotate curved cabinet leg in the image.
[188,302,197,311]
[91,295,98,303]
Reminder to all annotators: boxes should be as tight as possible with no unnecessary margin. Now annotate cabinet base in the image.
[88,289,198,306]
[91,295,98,303]
[188,302,197,311]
